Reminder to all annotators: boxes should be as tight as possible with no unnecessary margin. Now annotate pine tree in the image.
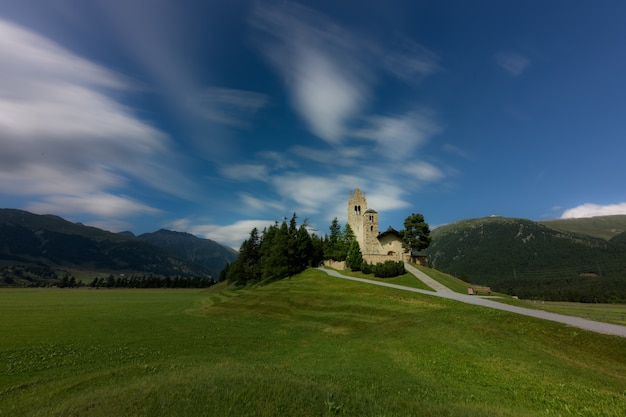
[310,234,325,267]
[294,224,313,272]
[346,240,363,271]
[238,227,261,283]
[325,217,346,261]
[261,221,290,281]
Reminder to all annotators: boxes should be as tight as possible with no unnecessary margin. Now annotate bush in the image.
[361,261,372,274]
[373,261,405,278]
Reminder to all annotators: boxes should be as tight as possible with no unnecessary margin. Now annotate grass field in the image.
[523,301,626,326]
[1,269,626,416]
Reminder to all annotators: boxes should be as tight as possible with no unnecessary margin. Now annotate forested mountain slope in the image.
[0,209,214,284]
[138,229,237,277]
[423,216,626,302]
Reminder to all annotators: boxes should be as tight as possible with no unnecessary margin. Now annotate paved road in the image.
[317,266,626,338]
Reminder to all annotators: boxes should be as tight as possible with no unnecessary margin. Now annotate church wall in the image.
[323,260,346,270]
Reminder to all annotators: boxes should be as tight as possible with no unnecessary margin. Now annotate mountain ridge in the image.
[0,208,237,285]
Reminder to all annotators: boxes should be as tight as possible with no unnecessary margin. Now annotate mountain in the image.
[137,229,237,277]
[0,209,215,285]
[423,216,626,302]
[539,214,626,240]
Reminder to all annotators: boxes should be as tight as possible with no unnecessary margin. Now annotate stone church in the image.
[347,188,407,264]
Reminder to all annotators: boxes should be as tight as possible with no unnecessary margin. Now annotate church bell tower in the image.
[348,188,367,249]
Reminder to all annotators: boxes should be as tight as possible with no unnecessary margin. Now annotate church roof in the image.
[364,208,377,213]
[378,226,401,239]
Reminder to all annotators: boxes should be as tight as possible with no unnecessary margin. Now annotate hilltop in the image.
[539,214,626,240]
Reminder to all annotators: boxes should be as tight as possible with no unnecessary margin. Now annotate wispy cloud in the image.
[365,184,411,213]
[352,109,440,160]
[443,143,473,161]
[189,87,269,128]
[239,193,285,212]
[271,173,360,215]
[561,203,626,219]
[245,1,446,224]
[290,145,367,167]
[250,1,369,143]
[494,52,530,76]
[167,217,277,250]
[249,1,439,145]
[403,161,445,182]
[26,193,161,218]
[0,18,181,220]
[219,164,270,182]
[382,37,441,85]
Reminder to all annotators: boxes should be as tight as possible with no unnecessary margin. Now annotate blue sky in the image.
[1,1,626,249]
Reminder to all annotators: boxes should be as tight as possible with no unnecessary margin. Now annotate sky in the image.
[1,1,626,249]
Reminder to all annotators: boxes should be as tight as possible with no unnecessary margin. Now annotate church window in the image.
[370,226,373,231]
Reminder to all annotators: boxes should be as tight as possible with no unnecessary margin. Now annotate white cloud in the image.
[250,2,368,143]
[26,193,161,218]
[561,203,626,219]
[291,49,366,142]
[271,174,360,214]
[365,185,411,213]
[403,161,444,182]
[239,193,285,212]
[0,19,203,221]
[494,52,530,76]
[167,218,277,249]
[250,2,440,146]
[352,110,440,160]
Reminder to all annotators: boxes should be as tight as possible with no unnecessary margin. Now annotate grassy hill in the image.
[1,269,625,416]
[540,214,626,240]
[423,216,626,302]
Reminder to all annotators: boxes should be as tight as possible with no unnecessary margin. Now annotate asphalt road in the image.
[317,265,626,338]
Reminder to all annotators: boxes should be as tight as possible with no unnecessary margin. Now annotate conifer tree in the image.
[295,224,313,271]
[346,239,363,271]
[325,217,346,261]
[310,234,325,267]
[261,220,290,281]
[238,227,261,283]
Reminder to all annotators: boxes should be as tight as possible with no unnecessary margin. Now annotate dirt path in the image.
[317,267,626,338]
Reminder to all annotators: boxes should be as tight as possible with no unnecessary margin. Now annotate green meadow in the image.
[1,269,625,416]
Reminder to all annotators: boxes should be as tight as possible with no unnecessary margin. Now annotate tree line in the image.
[87,274,214,289]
